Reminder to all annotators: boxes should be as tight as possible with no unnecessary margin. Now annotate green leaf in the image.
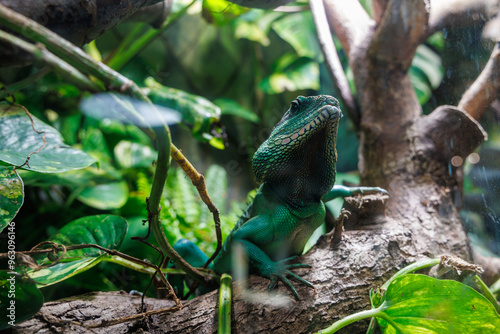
[234,10,282,46]
[378,274,500,333]
[144,77,225,148]
[49,215,128,258]
[0,272,43,329]
[0,103,96,173]
[203,0,249,25]
[76,181,129,210]
[260,55,319,94]
[0,167,23,232]
[27,215,128,286]
[215,98,260,123]
[28,256,107,287]
[271,11,322,60]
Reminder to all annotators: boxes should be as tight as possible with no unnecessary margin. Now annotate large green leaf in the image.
[28,256,106,287]
[76,181,129,210]
[27,215,128,286]
[271,11,322,60]
[0,167,23,232]
[0,103,96,172]
[0,272,43,329]
[49,215,128,258]
[377,274,500,333]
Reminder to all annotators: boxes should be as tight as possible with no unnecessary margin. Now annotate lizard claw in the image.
[266,256,314,300]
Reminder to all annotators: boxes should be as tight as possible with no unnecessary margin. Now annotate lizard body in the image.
[173,95,386,299]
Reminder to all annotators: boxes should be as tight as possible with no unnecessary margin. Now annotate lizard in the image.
[172,95,387,299]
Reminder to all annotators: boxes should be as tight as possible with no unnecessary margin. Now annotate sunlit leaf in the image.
[76,182,129,210]
[0,103,96,173]
[0,272,43,329]
[376,274,500,333]
[203,0,249,25]
[215,98,259,123]
[260,54,319,94]
[0,167,23,232]
[271,11,322,60]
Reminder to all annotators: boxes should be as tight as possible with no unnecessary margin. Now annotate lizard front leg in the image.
[213,215,313,300]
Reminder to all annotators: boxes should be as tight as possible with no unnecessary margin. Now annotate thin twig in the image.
[170,145,222,269]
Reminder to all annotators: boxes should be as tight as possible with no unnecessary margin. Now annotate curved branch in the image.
[372,0,390,23]
[322,0,372,57]
[415,105,487,161]
[458,42,500,121]
[310,0,360,127]
[427,0,500,40]
[369,0,429,69]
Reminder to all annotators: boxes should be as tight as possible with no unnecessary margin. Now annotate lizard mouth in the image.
[319,103,342,122]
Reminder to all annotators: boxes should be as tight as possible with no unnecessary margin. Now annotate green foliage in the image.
[0,103,95,173]
[0,1,496,329]
[0,167,23,232]
[375,275,500,333]
[318,259,500,334]
[27,215,128,286]
[162,165,243,254]
[0,272,43,329]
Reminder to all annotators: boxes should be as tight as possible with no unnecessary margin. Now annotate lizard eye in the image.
[290,100,300,114]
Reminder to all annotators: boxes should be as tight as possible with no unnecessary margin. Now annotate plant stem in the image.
[148,127,207,284]
[381,258,440,290]
[218,273,232,334]
[317,307,384,334]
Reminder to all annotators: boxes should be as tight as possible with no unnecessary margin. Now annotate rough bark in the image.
[14,1,499,333]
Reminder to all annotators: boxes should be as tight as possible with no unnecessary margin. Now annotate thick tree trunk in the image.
[15,0,500,333]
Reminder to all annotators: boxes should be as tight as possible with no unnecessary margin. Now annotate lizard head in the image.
[252,95,342,206]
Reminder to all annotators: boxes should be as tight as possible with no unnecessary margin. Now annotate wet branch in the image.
[458,42,500,121]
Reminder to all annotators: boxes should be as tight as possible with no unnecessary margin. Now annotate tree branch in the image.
[427,0,500,40]
[310,0,360,127]
[372,0,390,23]
[322,0,372,57]
[458,42,500,121]
[369,0,430,70]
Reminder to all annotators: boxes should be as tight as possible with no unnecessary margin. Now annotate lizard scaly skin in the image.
[173,96,386,299]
